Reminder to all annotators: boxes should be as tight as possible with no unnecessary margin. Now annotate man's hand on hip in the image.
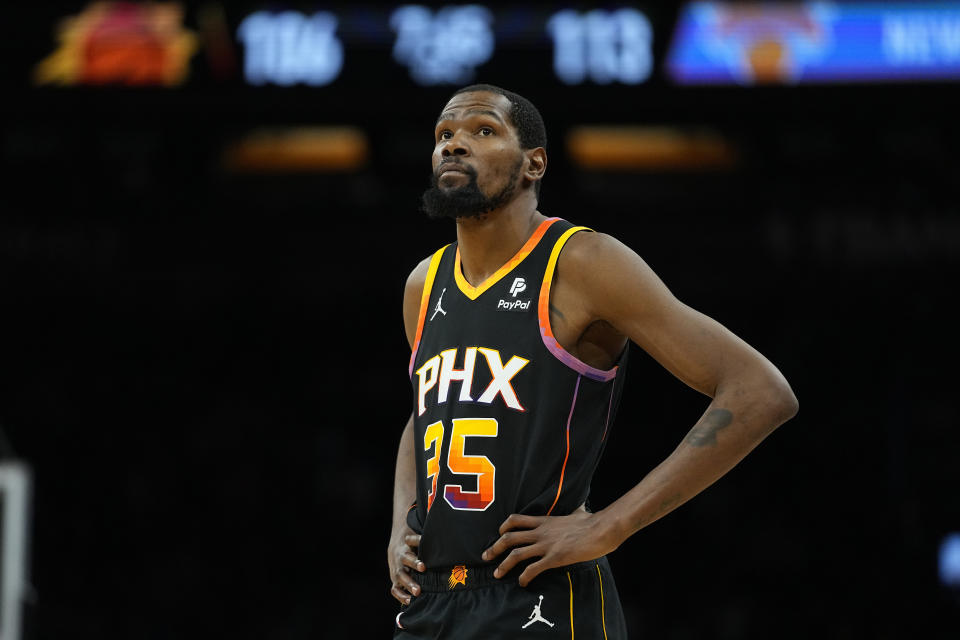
[481,510,619,587]
[388,526,426,604]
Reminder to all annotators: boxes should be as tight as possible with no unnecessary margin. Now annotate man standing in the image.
[388,84,797,638]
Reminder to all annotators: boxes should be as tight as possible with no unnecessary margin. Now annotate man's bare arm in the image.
[388,414,424,604]
[483,232,798,585]
[580,233,798,538]
[387,256,432,604]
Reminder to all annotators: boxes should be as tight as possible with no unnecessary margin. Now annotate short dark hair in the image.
[453,84,547,150]
[452,84,546,197]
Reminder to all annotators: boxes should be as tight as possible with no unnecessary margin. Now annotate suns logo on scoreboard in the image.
[34,2,197,86]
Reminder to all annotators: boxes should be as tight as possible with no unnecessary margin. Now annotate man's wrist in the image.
[593,508,628,553]
[390,523,409,540]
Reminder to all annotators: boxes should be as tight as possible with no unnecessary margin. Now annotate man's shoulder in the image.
[554,228,650,304]
[406,253,434,289]
[558,227,625,268]
[403,252,441,346]
[404,244,452,304]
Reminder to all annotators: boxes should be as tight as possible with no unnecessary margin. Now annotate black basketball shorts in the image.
[393,556,627,639]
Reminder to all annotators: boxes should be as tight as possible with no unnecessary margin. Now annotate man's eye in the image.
[439,130,452,140]
[478,127,494,136]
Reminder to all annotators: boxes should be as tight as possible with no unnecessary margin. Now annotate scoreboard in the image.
[28,2,960,92]
[31,3,664,90]
[238,5,656,88]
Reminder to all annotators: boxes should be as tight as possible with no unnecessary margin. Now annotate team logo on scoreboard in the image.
[665,3,836,85]
[34,2,198,86]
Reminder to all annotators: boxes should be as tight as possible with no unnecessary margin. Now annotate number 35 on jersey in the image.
[424,417,498,512]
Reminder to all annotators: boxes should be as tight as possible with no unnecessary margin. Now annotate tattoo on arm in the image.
[630,492,683,533]
[684,409,733,447]
[549,302,566,323]
[658,493,682,514]
[627,410,733,534]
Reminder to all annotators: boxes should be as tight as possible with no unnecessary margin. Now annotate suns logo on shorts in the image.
[448,565,468,589]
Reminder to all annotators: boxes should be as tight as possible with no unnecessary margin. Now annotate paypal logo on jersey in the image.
[498,277,531,311]
[497,298,531,311]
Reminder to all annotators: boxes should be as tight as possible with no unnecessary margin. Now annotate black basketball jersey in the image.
[406,217,628,568]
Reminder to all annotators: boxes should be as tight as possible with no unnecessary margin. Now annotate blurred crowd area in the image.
[2,2,960,638]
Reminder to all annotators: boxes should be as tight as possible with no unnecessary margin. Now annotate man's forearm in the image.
[598,380,797,547]
[392,414,417,538]
[388,413,425,602]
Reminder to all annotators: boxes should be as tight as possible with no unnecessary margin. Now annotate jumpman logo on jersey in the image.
[521,595,554,629]
[430,287,448,321]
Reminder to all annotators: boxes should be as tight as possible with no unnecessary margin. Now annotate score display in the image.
[32,3,658,89]
[34,2,960,90]
[237,5,656,87]
[237,11,345,87]
[547,9,654,85]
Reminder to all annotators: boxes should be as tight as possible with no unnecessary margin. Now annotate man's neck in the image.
[454,196,546,287]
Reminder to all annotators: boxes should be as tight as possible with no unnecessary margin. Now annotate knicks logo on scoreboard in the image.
[416,347,529,415]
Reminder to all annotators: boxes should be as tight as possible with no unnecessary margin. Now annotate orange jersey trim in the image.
[409,245,449,377]
[538,226,619,383]
[547,374,580,515]
[453,217,560,300]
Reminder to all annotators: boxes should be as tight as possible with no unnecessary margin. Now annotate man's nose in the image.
[441,133,469,157]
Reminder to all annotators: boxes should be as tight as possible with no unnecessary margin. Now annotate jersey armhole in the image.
[409,245,449,378]
[537,228,619,382]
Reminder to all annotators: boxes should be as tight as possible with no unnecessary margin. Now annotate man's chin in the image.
[423,185,486,219]
[422,170,517,220]
[437,173,470,189]
[436,181,474,197]
[423,203,490,220]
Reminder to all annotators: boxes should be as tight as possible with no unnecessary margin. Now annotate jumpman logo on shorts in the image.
[430,288,447,321]
[522,594,554,629]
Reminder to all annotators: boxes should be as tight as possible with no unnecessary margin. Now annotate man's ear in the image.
[524,147,547,183]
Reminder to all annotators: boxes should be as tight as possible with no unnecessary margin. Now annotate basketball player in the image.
[388,85,798,638]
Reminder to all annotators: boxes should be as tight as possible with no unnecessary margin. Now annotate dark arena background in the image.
[2,2,959,638]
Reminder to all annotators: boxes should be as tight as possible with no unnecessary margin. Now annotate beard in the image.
[421,158,522,220]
